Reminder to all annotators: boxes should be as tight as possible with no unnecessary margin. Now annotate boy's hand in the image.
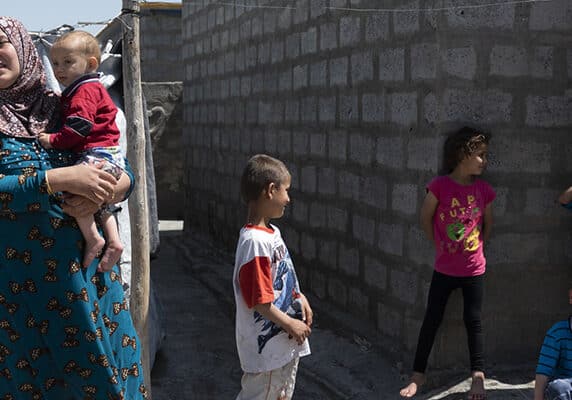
[38,132,52,149]
[299,293,313,327]
[285,318,311,345]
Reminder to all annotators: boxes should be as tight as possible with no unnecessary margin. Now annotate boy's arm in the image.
[299,293,313,326]
[420,191,438,241]
[482,203,493,243]
[534,374,549,400]
[253,302,311,345]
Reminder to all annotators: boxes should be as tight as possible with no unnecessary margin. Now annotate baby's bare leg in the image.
[97,212,123,272]
[399,372,425,398]
[76,215,105,268]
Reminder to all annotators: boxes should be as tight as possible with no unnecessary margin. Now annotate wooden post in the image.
[121,0,152,396]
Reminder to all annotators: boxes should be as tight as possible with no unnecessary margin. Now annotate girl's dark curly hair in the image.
[442,127,491,174]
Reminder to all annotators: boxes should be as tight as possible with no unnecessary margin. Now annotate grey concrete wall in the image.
[140,5,183,82]
[181,0,572,369]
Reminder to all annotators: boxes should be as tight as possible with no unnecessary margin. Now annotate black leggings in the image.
[412,271,484,373]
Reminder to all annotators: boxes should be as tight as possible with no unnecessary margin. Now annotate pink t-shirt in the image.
[428,176,496,277]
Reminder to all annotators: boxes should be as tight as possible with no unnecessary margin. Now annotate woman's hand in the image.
[47,163,117,204]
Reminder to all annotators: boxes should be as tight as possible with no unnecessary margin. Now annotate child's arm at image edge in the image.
[419,191,438,241]
[558,186,572,209]
[533,374,549,400]
[482,203,493,243]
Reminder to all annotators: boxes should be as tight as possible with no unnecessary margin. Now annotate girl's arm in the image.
[420,191,438,241]
[482,203,493,243]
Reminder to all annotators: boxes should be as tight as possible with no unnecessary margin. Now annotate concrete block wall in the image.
[140,5,183,82]
[181,0,572,369]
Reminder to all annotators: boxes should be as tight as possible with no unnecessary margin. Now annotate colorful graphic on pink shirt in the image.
[428,176,495,277]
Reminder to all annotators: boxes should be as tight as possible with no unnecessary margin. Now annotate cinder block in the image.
[379,48,405,81]
[362,93,385,123]
[301,96,317,123]
[301,232,317,260]
[330,57,349,86]
[568,49,572,79]
[353,214,376,246]
[361,175,388,209]
[310,0,327,18]
[443,47,476,80]
[301,27,318,55]
[529,0,572,31]
[446,1,515,29]
[347,288,369,319]
[319,96,336,123]
[351,52,374,84]
[320,22,338,50]
[349,134,374,166]
[391,92,418,126]
[318,239,338,270]
[294,0,310,25]
[338,170,361,200]
[366,14,389,42]
[390,268,418,305]
[378,222,404,256]
[364,256,388,291]
[339,243,360,277]
[310,269,327,299]
[293,64,309,90]
[392,183,418,216]
[376,136,404,169]
[407,137,439,172]
[442,89,512,123]
[310,60,327,87]
[411,43,439,80]
[526,95,572,127]
[263,9,278,34]
[340,17,361,47]
[328,130,348,162]
[292,199,308,223]
[339,95,358,123]
[271,40,285,64]
[487,233,549,265]
[310,132,327,158]
[328,277,348,307]
[286,32,300,59]
[394,1,420,35]
[327,205,348,232]
[407,225,435,266]
[317,167,337,195]
[524,188,561,216]
[309,201,327,229]
[279,70,292,92]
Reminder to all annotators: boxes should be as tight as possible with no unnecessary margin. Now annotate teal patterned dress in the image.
[0,134,147,399]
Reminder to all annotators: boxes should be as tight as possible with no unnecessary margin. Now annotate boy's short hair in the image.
[240,154,290,203]
[52,30,101,64]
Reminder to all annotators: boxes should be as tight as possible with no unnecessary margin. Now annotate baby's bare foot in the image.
[97,240,124,272]
[83,236,105,268]
[400,372,425,398]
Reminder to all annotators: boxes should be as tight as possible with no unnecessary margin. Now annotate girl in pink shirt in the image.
[400,127,495,400]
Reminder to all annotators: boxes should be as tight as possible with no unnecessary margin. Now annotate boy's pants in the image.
[236,358,299,400]
[546,378,572,400]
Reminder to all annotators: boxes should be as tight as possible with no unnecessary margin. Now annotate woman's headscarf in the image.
[0,17,58,138]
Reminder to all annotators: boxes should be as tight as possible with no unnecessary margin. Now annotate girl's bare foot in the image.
[468,371,486,400]
[83,235,106,268]
[400,372,425,398]
[97,240,123,272]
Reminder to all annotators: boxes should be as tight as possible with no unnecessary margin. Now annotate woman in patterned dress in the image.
[0,17,147,399]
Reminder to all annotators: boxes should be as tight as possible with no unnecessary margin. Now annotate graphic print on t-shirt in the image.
[439,194,481,254]
[254,244,302,354]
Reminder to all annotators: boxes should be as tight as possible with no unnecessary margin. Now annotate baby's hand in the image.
[38,132,52,149]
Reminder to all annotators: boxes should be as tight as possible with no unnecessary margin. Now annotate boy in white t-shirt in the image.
[233,154,313,400]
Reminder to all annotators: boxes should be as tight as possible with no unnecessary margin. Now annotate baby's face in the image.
[50,45,93,87]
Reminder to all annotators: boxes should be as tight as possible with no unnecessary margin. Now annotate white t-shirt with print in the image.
[233,224,311,373]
